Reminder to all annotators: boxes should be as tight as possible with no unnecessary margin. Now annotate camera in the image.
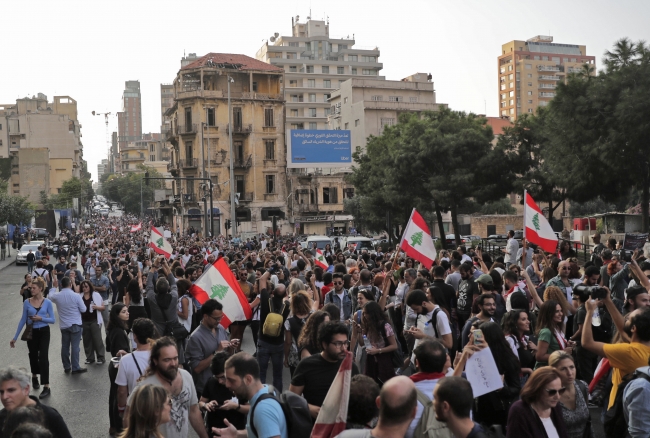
[574,284,608,300]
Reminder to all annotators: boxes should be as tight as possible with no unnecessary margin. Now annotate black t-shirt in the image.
[0,396,72,438]
[258,288,290,345]
[291,354,359,407]
[202,376,247,431]
[574,304,612,344]
[457,277,478,314]
[432,279,457,312]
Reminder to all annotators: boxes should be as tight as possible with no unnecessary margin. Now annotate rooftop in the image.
[485,116,512,136]
[182,53,282,73]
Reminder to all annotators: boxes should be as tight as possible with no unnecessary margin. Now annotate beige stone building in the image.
[0,94,83,205]
[498,36,595,121]
[165,53,287,235]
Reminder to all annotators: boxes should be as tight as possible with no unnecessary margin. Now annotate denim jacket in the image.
[624,366,650,438]
[324,288,352,320]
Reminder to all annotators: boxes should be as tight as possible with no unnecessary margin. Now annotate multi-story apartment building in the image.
[97,158,108,191]
[255,16,383,234]
[498,36,595,121]
[160,84,174,134]
[165,53,286,235]
[117,80,142,154]
[0,94,84,206]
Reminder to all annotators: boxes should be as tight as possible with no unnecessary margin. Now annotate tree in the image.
[0,191,34,226]
[45,177,94,209]
[480,199,517,215]
[102,166,164,215]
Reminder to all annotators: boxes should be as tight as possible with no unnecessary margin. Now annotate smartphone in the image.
[473,329,484,345]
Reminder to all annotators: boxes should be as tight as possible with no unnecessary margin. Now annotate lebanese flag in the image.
[131,222,142,232]
[190,257,252,328]
[202,249,212,266]
[314,249,329,270]
[111,226,117,230]
[524,192,558,253]
[589,358,611,394]
[311,351,353,438]
[149,227,173,258]
[400,208,437,269]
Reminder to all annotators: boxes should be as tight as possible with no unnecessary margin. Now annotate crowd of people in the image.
[2,220,650,438]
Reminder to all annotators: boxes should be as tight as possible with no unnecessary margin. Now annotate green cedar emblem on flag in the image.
[211,284,229,300]
[532,213,541,231]
[410,231,423,247]
[156,237,164,248]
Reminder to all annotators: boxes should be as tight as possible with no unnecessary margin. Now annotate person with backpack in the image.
[434,377,491,438]
[405,289,454,359]
[32,261,51,291]
[212,352,290,438]
[257,270,290,391]
[283,291,315,376]
[406,339,452,438]
[324,273,353,321]
[623,356,650,438]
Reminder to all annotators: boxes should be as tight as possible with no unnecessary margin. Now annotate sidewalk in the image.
[0,250,16,272]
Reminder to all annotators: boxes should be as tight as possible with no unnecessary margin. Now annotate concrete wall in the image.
[50,158,73,194]
[470,215,523,237]
[18,148,49,205]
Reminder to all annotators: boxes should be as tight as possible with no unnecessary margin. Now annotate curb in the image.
[0,259,16,272]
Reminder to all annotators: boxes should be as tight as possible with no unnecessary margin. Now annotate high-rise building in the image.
[160,84,174,134]
[97,158,108,190]
[498,36,595,121]
[117,80,142,153]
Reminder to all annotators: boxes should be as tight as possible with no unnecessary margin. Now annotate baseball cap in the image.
[476,274,494,286]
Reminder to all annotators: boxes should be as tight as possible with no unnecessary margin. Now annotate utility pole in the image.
[227,75,237,237]
[92,111,113,175]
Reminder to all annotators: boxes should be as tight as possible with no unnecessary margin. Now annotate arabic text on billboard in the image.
[289,130,351,168]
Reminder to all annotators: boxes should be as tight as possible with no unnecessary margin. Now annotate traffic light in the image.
[144,172,150,186]
[225,219,231,230]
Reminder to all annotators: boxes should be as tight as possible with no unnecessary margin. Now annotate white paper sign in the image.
[164,230,172,238]
[464,347,504,397]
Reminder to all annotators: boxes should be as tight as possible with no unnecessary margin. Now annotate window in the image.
[289,66,297,72]
[289,80,298,87]
[380,118,395,130]
[509,74,514,80]
[528,99,533,104]
[306,66,314,73]
[309,93,316,102]
[528,109,533,113]
[185,141,193,160]
[527,91,533,95]
[235,175,245,195]
[362,69,377,75]
[525,64,532,70]
[372,95,383,101]
[266,175,275,194]
[324,80,331,88]
[308,79,315,88]
[344,123,349,129]
[150,155,155,161]
[252,82,258,92]
[290,109,298,117]
[509,91,514,97]
[337,67,344,74]
[527,82,532,86]
[207,108,215,126]
[343,188,354,199]
[349,55,357,61]
[233,107,242,130]
[510,82,514,88]
[309,108,316,117]
[264,108,274,127]
[322,187,338,203]
[150,144,155,152]
[184,107,192,127]
[508,65,513,71]
[265,140,275,160]
[500,93,506,100]
[500,102,506,108]
[409,97,418,102]
[351,68,357,75]
[289,42,299,47]
[324,107,331,116]
[322,66,329,73]
[361,56,376,62]
[324,93,330,102]
[309,122,317,129]
[339,80,345,86]
[527,73,532,78]
[389,96,403,102]
[509,99,514,105]
[501,84,506,90]
[355,119,359,127]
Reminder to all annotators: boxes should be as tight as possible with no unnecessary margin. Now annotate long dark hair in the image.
[297,310,330,353]
[362,301,390,342]
[502,309,528,339]
[536,300,562,336]
[478,321,521,377]
[126,279,142,304]
[107,302,128,332]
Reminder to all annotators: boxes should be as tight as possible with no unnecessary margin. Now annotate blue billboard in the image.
[288,130,352,168]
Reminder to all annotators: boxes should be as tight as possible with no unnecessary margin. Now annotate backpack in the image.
[250,386,312,438]
[262,298,287,337]
[414,388,452,438]
[426,308,458,357]
[604,370,650,436]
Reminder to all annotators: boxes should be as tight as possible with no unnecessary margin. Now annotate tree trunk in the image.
[435,202,446,244]
[642,181,649,233]
[450,203,462,246]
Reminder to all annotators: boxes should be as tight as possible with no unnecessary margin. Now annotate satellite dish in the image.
[274,32,279,38]
[270,36,276,42]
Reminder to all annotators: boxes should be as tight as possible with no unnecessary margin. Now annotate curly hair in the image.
[297,310,330,354]
[362,301,391,343]
[501,309,529,338]
[543,286,569,318]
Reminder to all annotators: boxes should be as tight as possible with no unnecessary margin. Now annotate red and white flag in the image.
[311,351,353,438]
[400,208,437,269]
[130,222,142,232]
[111,226,117,230]
[314,249,329,270]
[149,227,173,258]
[190,257,252,328]
[524,191,558,253]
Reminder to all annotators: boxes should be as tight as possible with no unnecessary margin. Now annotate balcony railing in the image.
[538,65,562,72]
[226,124,253,135]
[180,158,198,168]
[539,75,560,81]
[182,193,196,202]
[539,92,556,98]
[233,192,253,202]
[234,155,252,169]
[167,162,178,172]
[539,84,556,89]
[180,124,198,134]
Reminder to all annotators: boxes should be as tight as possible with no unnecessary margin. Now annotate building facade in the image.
[165,53,287,235]
[498,36,595,121]
[160,84,174,134]
[117,80,142,153]
[0,94,83,205]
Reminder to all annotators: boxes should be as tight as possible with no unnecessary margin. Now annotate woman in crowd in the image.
[284,291,315,375]
[106,303,131,436]
[79,280,106,365]
[549,351,592,438]
[544,286,577,318]
[535,300,574,369]
[297,310,330,359]
[506,367,569,438]
[323,243,333,259]
[119,384,171,438]
[349,267,361,286]
[473,321,521,429]
[10,277,55,398]
[361,301,397,385]
[349,289,376,369]
[20,274,33,301]
[200,352,248,434]
[502,309,537,381]
[176,279,193,359]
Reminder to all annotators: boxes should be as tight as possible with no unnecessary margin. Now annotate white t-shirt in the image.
[115,350,151,394]
[540,416,560,438]
[177,295,193,332]
[411,305,452,362]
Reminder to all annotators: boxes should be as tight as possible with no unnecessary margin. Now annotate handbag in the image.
[21,302,43,342]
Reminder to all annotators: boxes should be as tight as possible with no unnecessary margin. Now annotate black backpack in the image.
[250,386,312,438]
[604,370,650,436]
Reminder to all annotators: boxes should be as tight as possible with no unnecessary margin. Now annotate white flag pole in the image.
[523,190,527,240]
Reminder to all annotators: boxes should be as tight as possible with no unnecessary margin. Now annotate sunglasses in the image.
[545,387,566,396]
[333,281,344,285]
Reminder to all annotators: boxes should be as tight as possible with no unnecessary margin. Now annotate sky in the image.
[2,0,650,182]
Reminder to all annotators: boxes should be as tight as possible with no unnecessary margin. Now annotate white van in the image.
[305,235,334,251]
[341,236,375,253]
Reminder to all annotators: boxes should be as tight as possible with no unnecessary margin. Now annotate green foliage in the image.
[45,177,94,209]
[0,191,34,225]
[480,199,516,215]
[102,166,164,215]
[569,198,617,217]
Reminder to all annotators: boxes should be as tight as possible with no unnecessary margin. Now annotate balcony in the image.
[539,92,556,98]
[241,92,283,101]
[226,124,253,135]
[233,192,254,203]
[297,204,319,213]
[180,158,199,168]
[167,161,178,172]
[164,129,175,141]
[538,65,562,72]
[234,155,252,169]
[121,155,145,162]
[179,124,198,135]
[182,193,196,202]
[539,75,561,81]
[539,84,556,89]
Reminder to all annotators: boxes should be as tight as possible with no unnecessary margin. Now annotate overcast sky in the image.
[2,0,649,181]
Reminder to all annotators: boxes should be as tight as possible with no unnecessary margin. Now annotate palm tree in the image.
[603,38,638,71]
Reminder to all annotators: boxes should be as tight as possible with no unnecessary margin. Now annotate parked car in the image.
[16,243,41,265]
[445,234,467,248]
[31,228,49,239]
[487,234,509,244]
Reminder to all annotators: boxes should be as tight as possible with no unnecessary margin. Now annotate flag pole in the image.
[523,190,527,241]
[393,208,415,270]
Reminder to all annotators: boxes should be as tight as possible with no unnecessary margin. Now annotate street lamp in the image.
[227,75,237,237]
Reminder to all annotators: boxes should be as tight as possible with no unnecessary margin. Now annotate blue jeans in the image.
[60,324,83,371]
[257,340,284,390]
[27,261,34,273]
